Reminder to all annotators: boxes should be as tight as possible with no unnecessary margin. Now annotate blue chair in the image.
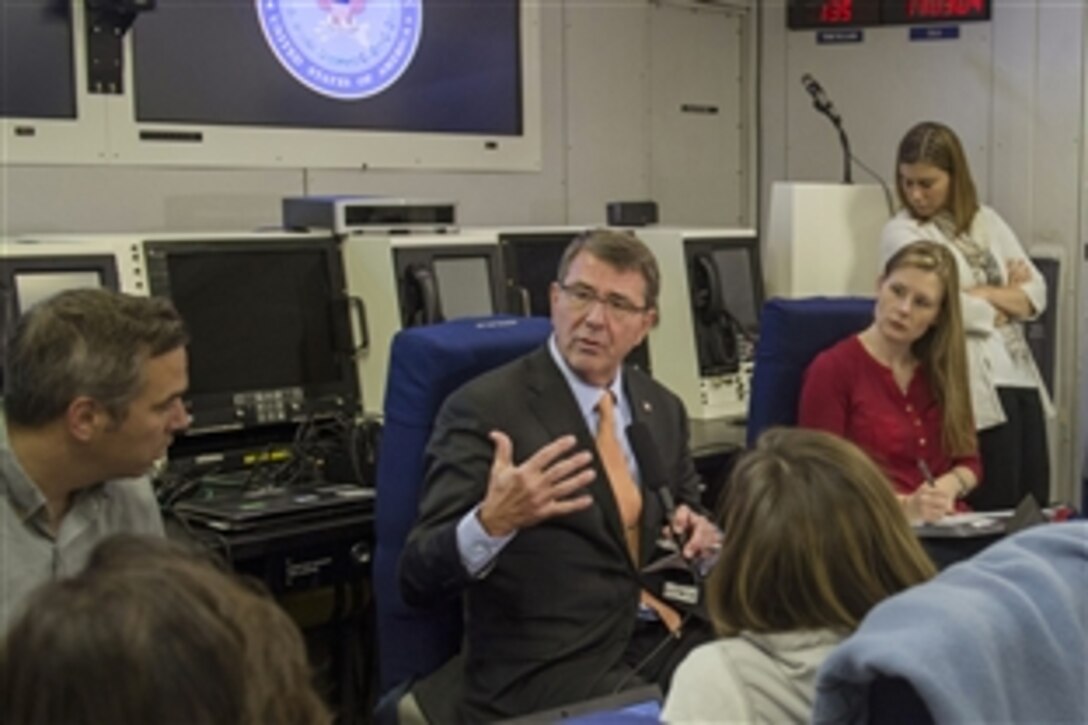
[372,315,553,700]
[746,296,874,446]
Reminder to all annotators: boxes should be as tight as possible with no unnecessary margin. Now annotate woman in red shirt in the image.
[799,241,980,523]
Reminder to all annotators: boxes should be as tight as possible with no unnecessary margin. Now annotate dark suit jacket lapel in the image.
[524,348,631,561]
[626,370,666,566]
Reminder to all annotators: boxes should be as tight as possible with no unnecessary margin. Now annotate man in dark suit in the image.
[399,229,720,722]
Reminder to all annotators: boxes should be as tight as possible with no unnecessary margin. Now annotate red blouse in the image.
[798,336,982,498]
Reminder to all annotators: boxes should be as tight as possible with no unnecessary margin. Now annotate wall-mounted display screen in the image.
[131,0,521,136]
[788,0,879,29]
[880,0,990,24]
[788,0,990,29]
[0,0,76,119]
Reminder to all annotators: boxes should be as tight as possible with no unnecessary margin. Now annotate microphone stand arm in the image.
[814,101,853,184]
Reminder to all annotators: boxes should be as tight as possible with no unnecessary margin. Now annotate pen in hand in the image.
[917,459,937,488]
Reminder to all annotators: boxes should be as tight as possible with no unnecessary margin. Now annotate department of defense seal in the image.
[256,0,423,101]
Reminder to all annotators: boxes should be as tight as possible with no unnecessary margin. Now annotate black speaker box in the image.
[607,201,658,227]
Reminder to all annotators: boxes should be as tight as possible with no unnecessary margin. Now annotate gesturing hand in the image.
[477,432,596,537]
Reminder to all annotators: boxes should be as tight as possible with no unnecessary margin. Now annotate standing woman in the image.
[881,121,1050,509]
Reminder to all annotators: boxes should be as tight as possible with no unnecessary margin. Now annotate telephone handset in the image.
[403,264,444,327]
[690,253,739,374]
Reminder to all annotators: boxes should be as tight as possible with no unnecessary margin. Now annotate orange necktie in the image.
[596,391,642,558]
[596,392,682,634]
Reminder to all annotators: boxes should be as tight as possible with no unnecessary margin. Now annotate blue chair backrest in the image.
[373,315,553,696]
[746,296,873,447]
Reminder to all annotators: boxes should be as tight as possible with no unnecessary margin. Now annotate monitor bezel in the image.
[143,236,361,436]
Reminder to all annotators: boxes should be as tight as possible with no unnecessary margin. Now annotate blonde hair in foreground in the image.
[708,428,936,636]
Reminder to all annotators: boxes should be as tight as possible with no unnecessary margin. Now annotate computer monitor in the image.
[642,228,760,420]
[687,236,764,337]
[499,231,578,316]
[0,253,121,392]
[685,235,764,379]
[0,1,75,120]
[395,246,504,327]
[433,256,497,320]
[144,236,360,438]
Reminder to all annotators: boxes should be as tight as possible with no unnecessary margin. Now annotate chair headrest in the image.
[382,315,553,427]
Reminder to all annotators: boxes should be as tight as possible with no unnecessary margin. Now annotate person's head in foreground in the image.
[0,534,330,725]
[708,427,937,636]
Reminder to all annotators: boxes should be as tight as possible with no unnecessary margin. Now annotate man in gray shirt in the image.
[1,288,190,631]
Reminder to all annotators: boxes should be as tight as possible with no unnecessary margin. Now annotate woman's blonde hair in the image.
[895,121,980,236]
[708,428,936,636]
[883,240,976,456]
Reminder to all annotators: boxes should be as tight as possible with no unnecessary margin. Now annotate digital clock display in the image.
[788,0,991,29]
[881,0,990,25]
[789,1,880,29]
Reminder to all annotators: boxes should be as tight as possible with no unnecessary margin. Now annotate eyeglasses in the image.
[558,283,650,319]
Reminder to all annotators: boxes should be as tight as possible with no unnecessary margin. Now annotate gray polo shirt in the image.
[0,416,165,632]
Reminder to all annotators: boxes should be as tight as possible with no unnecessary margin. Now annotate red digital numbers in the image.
[819,0,854,24]
[788,0,988,29]
[906,0,985,19]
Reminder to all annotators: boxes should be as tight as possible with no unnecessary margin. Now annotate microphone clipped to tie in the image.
[625,421,704,606]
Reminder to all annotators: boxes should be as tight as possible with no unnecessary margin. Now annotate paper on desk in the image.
[927,512,1006,528]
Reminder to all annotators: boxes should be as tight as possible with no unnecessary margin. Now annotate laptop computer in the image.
[172,483,374,532]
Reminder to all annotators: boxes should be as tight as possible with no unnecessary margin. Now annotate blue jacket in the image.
[812,521,1088,724]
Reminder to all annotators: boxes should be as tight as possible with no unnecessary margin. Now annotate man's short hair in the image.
[556,228,661,312]
[3,289,189,427]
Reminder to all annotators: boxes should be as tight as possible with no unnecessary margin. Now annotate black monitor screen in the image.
[708,246,760,332]
[0,0,76,119]
[686,236,763,375]
[144,238,359,433]
[499,233,577,316]
[687,237,764,334]
[131,0,522,135]
[433,256,495,319]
